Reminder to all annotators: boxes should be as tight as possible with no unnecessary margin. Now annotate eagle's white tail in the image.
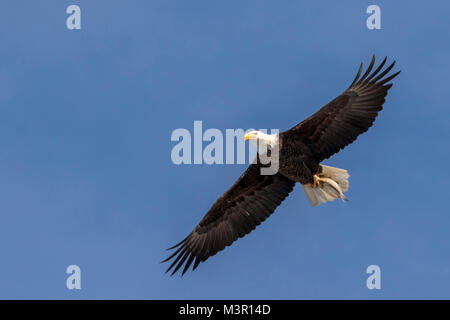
[302,165,350,206]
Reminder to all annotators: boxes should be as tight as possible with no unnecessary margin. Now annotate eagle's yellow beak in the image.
[244,134,250,141]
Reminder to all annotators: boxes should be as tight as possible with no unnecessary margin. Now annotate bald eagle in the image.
[163,56,400,276]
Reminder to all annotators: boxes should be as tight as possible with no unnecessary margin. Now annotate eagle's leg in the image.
[313,174,325,188]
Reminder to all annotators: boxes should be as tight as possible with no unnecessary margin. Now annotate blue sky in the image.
[0,1,449,299]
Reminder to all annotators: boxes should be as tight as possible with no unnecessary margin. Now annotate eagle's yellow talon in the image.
[313,174,322,188]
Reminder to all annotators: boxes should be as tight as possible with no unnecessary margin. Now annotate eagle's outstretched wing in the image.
[162,163,295,276]
[283,55,400,162]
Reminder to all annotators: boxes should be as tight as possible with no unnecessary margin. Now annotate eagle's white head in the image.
[244,130,279,151]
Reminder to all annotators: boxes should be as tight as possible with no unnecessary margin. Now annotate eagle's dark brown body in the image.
[278,137,319,185]
[163,56,400,276]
